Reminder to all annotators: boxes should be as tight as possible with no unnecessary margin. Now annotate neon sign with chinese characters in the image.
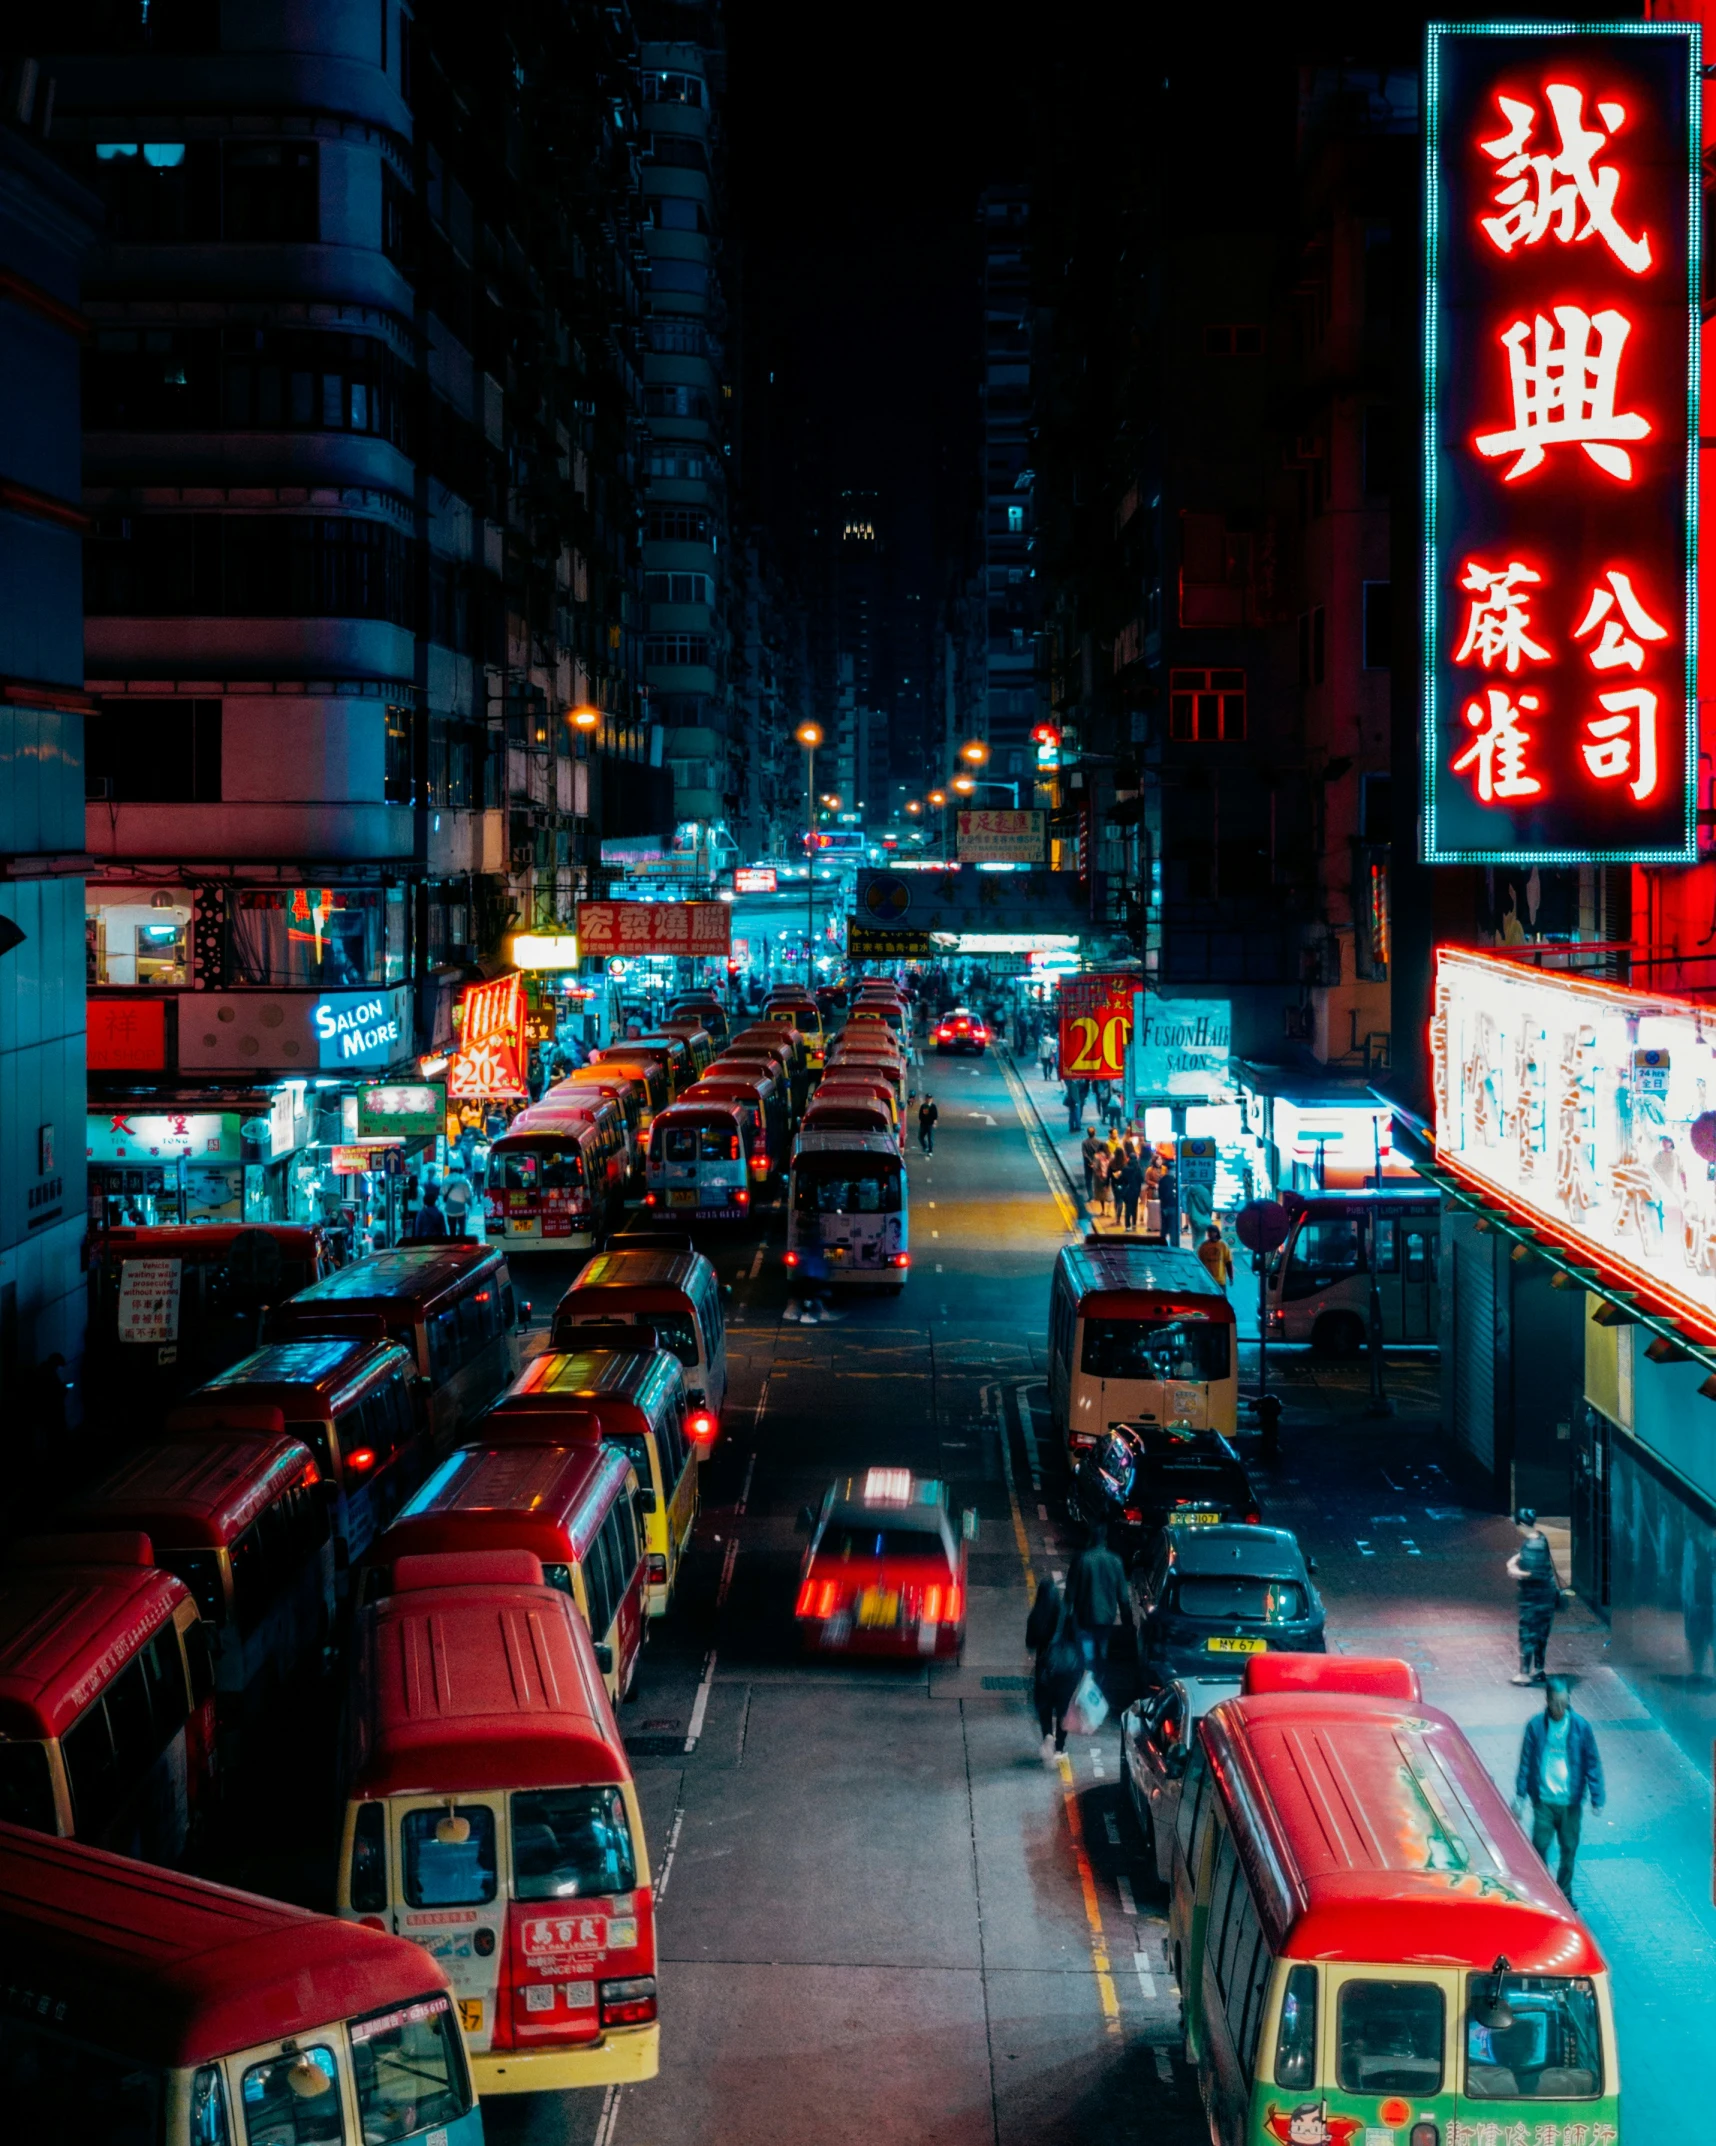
[1433,947,1716,1341]
[1423,23,1699,863]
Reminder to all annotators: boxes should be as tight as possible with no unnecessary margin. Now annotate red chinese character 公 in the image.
[1573,570,1668,673]
[1453,559,1551,672]
[1475,306,1649,481]
[1453,687,1543,802]
[1581,685,1659,802]
[1479,82,1651,274]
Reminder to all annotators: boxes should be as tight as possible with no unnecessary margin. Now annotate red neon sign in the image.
[1423,27,1697,864]
[448,974,528,1100]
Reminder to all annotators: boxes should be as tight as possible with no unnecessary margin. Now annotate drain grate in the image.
[624,1734,687,1757]
[980,1675,1031,1691]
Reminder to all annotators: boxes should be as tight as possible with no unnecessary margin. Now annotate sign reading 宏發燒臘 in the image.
[1423,22,1699,864]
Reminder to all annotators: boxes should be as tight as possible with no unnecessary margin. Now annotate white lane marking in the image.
[684,1650,717,1751]
[747,1244,764,1279]
[931,1230,940,1239]
[737,1450,757,1514]
[653,1804,686,1901]
[715,1536,740,1608]
[1356,1539,1375,1557]
[1103,1812,1121,1846]
[1153,2048,1172,2082]
[936,1264,943,1273]
[1134,1951,1158,2000]
[1116,1874,1137,1916]
[593,2085,622,2146]
[1089,1745,1106,1778]
[753,1378,771,1427]
[1014,1381,1043,1487]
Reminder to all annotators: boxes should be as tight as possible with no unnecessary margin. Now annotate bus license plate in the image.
[1206,1635,1266,1654]
[669,1189,697,1207]
[857,1588,899,1628]
[826,1244,849,1264]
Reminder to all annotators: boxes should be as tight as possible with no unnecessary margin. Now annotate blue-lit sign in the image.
[313,992,404,1070]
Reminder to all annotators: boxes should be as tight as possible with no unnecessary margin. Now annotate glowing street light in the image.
[960,739,989,767]
[952,774,976,794]
[905,799,921,816]
[569,705,601,731]
[927,789,946,808]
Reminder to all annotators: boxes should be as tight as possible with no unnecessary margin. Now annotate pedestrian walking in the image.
[442,1167,474,1240]
[1197,1223,1234,1290]
[917,1094,939,1154]
[1116,1150,1145,1232]
[1104,1088,1124,1132]
[1513,1677,1604,1899]
[1091,1145,1111,1217]
[1080,1130,1101,1197]
[411,1183,450,1240]
[1040,1030,1057,1082]
[1065,1080,1087,1132]
[1066,1525,1129,1673]
[1508,1507,1568,1684]
[1027,1577,1084,1765]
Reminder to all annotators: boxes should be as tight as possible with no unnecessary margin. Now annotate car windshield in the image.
[819,1523,948,1564]
[1464,1974,1603,2101]
[1171,1576,1307,1622]
[1082,1317,1231,1382]
[512,1785,638,1900]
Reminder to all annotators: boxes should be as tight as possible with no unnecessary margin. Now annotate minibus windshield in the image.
[1081,1316,1230,1382]
[512,1785,637,1900]
[350,1995,470,2143]
[494,1147,584,1191]
[794,1160,902,1215]
[662,1125,739,1162]
[1464,1972,1603,2100]
[403,1806,499,1907]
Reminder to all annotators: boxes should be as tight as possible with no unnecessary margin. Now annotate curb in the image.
[997,1045,1093,1231]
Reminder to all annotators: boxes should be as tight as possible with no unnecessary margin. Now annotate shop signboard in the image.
[733,867,777,894]
[448,974,529,1100]
[313,990,406,1070]
[1131,996,1232,1098]
[330,1144,399,1173]
[1423,22,1700,864]
[956,809,1046,864]
[511,934,580,970]
[87,998,168,1071]
[1178,1136,1219,1187]
[854,868,1088,935]
[88,1111,243,1166]
[1058,973,1135,1081]
[847,921,932,960]
[1433,945,1716,1335]
[357,1082,445,1140]
[116,1258,180,1346]
[576,901,732,957]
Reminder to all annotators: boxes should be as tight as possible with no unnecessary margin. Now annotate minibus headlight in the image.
[473,1926,496,1957]
[599,1975,657,2026]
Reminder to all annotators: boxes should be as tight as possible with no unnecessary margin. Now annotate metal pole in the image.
[806,743,815,980]
[1365,1113,1394,1417]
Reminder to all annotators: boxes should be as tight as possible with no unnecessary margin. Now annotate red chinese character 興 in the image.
[1453,687,1544,802]
[1476,306,1649,481]
[1453,559,1551,672]
[1479,82,1651,274]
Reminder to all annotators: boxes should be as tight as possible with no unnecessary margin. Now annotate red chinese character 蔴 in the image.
[1479,82,1651,274]
[1453,560,1551,672]
[1476,306,1649,482]
[1453,688,1544,802]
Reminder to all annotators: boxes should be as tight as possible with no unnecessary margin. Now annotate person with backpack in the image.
[1066,1524,1129,1671]
[1027,1578,1084,1765]
[1508,1507,1569,1685]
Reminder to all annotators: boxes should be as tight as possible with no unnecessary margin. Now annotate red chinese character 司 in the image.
[1581,686,1659,802]
[1573,570,1668,673]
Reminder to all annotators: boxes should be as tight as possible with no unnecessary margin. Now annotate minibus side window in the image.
[1206,1825,1239,1965]
[401,1804,498,1907]
[240,2045,342,2145]
[1218,1870,1259,2014]
[190,2061,231,2145]
[1337,1980,1444,2095]
[427,1307,459,1385]
[582,1522,618,1641]
[611,1432,656,1510]
[350,1799,388,1912]
[512,1785,638,1899]
[655,1398,689,1491]
[1274,1964,1318,2088]
[611,1490,642,1583]
[159,1549,226,1624]
[62,1706,121,1840]
[0,1742,56,1832]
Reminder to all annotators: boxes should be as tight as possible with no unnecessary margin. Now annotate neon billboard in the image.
[1432,947,1716,1338]
[1423,22,1699,863]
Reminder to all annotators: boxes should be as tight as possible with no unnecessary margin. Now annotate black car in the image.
[1070,1421,1259,1557]
[1130,1521,1325,1680]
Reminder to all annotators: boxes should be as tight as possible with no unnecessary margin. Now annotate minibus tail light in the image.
[795,1579,817,1617]
[689,1410,716,1444]
[599,1975,657,2027]
[646,1553,667,1584]
[946,1581,963,1624]
[735,1187,749,1205]
[346,1448,376,1474]
[358,1915,387,1932]
[890,1252,910,1268]
[644,1191,657,1206]
[1244,1506,1262,1525]
[784,1249,799,1267]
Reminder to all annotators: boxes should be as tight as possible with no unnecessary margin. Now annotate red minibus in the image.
[594,1035,693,1098]
[483,1117,613,1253]
[645,1100,751,1222]
[551,1244,728,1427]
[803,1095,897,1148]
[0,1818,482,2146]
[668,991,731,1045]
[707,1049,792,1122]
[338,1550,659,2093]
[368,1443,649,1700]
[0,1544,214,1863]
[489,1345,702,1609]
[546,1068,646,1181]
[54,1432,333,1759]
[654,1020,716,1078]
[682,1070,789,1193]
[516,1091,631,1202]
[581,1051,672,1131]
[1170,1672,1620,2146]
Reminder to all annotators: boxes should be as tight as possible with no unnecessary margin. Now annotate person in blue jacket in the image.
[1513,1676,1604,1900]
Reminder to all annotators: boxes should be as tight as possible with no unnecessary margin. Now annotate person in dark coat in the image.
[1115,1153,1146,1233]
[411,1184,450,1239]
[1507,1507,1565,1684]
[1067,1524,1129,1668]
[1513,1677,1604,1898]
[1027,1579,1083,1765]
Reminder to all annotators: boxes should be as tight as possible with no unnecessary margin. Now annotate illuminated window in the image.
[1168,668,1246,742]
[1007,504,1025,532]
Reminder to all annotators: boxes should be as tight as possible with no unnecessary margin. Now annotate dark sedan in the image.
[1129,1521,1325,1680]
[1070,1421,1259,1559]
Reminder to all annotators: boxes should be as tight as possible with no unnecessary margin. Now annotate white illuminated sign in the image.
[313,993,403,1069]
[1433,945,1716,1332]
[935,932,1081,953]
[512,933,579,969]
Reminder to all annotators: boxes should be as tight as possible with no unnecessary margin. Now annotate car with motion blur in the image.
[933,1008,988,1054]
[1070,1421,1258,1559]
[793,1468,975,1660]
[1128,1521,1323,1683]
[1120,1672,1243,1889]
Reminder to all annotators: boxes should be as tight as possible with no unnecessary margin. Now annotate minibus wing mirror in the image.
[594,1640,614,1675]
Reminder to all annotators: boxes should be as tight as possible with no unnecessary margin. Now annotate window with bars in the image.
[1168,668,1246,742]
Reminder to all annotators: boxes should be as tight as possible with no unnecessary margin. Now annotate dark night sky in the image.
[725,0,1041,586]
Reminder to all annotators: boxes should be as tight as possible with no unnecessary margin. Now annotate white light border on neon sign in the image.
[1421,18,1702,868]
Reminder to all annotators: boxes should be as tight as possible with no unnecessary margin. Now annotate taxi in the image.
[793,1469,976,1661]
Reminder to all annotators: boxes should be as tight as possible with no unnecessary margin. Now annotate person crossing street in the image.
[917,1094,939,1154]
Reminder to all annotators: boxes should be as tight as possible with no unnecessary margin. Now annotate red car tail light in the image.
[946,1581,963,1623]
[689,1410,716,1443]
[346,1447,376,1474]
[922,1584,943,1623]
[599,1976,657,2027]
[643,1191,657,1206]
[784,1249,799,1267]
[735,1187,749,1205]
[646,1553,667,1584]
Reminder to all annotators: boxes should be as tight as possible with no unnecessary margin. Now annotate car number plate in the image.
[856,1588,899,1628]
[457,1999,485,2033]
[1178,1509,1223,1525]
[1206,1635,1266,1654]
[668,1189,697,1207]
[826,1244,849,1263]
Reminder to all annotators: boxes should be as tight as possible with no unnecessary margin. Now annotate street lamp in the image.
[952,774,976,795]
[905,800,921,816]
[927,789,946,808]
[960,739,989,767]
[568,705,601,731]
[796,723,822,978]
